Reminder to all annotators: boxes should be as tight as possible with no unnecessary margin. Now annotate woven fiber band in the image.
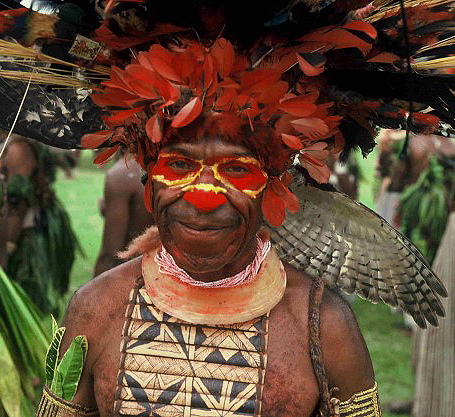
[36,385,99,417]
[338,382,382,417]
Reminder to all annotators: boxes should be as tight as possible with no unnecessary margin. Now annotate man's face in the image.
[152,137,266,278]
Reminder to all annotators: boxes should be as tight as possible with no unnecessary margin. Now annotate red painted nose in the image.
[183,190,228,212]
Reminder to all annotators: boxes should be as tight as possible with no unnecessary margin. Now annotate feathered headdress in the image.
[0,0,453,327]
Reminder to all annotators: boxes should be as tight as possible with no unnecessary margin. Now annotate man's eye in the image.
[168,159,197,170]
[220,163,250,175]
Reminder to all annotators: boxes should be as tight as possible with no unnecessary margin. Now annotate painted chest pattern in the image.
[114,281,270,417]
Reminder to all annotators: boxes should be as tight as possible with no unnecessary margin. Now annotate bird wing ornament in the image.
[0,0,453,327]
[269,180,448,328]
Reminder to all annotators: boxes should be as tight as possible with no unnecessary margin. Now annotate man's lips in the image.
[174,220,233,232]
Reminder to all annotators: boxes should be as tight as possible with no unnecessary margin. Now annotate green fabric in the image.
[6,174,34,207]
[5,140,80,315]
[6,194,80,314]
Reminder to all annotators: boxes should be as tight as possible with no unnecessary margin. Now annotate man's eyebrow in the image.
[163,146,253,158]
[163,146,195,158]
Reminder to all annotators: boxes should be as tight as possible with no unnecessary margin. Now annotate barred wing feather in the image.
[269,183,448,328]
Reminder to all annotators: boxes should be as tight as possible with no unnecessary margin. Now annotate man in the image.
[94,157,154,276]
[3,2,450,416]
[54,133,377,417]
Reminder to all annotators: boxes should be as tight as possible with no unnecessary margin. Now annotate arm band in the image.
[36,385,99,417]
[336,382,382,417]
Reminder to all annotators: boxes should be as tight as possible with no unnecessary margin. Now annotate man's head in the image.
[151,136,266,281]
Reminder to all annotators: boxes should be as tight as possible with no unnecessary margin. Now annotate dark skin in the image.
[94,158,154,276]
[59,137,375,416]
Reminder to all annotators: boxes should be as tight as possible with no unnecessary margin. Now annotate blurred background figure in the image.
[376,130,455,263]
[93,156,154,276]
[0,141,49,417]
[375,130,455,416]
[0,133,79,314]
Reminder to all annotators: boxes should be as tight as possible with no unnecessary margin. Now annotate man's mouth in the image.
[175,220,231,232]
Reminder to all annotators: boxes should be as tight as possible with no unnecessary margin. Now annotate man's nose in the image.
[197,165,218,184]
[183,165,228,212]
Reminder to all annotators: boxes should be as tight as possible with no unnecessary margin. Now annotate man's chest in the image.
[91,289,319,417]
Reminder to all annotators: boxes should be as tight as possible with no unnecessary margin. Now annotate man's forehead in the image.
[161,137,255,159]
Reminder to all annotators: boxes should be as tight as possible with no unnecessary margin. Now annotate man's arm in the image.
[57,281,101,408]
[319,288,379,414]
[94,164,131,276]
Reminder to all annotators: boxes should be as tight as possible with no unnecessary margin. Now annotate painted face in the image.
[152,152,268,211]
[151,137,266,281]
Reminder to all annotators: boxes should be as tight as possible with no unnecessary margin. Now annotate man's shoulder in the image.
[106,159,142,190]
[62,257,142,336]
[282,263,355,329]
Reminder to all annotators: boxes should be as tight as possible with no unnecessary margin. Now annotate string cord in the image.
[0,72,33,160]
[399,0,414,160]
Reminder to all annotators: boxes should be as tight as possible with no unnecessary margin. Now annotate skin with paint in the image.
[152,137,267,282]
[58,136,375,416]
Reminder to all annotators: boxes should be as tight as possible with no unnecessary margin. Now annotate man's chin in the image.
[164,222,244,273]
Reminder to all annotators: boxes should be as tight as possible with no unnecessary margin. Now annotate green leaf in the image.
[54,336,88,401]
[51,315,58,337]
[45,327,66,387]
[0,267,49,378]
[50,367,64,399]
[0,333,21,417]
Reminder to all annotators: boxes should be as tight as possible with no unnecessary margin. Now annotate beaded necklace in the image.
[154,235,271,288]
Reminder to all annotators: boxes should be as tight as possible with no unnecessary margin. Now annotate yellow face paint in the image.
[151,152,268,198]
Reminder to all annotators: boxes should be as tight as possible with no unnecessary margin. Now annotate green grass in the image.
[53,149,412,417]
[53,151,109,307]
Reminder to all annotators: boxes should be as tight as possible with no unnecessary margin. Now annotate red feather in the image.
[278,97,317,117]
[103,107,144,126]
[145,114,163,143]
[343,21,377,39]
[91,89,139,108]
[297,53,326,77]
[93,144,120,165]
[144,179,153,213]
[148,45,182,82]
[81,130,113,149]
[291,118,329,139]
[299,153,330,183]
[281,133,303,150]
[215,88,236,110]
[211,38,235,78]
[258,81,288,104]
[262,185,286,227]
[240,69,282,94]
[171,97,203,127]
[172,51,197,81]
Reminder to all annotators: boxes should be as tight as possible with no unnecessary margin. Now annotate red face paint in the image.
[183,189,228,212]
[152,153,202,186]
[152,152,268,197]
[215,158,268,196]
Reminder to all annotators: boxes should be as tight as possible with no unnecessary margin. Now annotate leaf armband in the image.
[44,316,89,402]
